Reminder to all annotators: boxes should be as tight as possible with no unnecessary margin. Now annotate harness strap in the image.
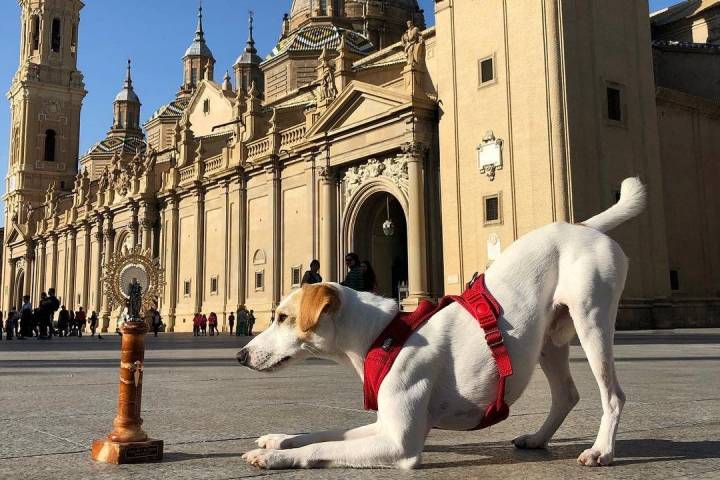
[452,274,513,429]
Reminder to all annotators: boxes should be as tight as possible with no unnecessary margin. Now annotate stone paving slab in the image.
[0,330,717,479]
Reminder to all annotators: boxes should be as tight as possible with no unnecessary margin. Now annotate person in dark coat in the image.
[360,260,378,293]
[89,311,99,337]
[76,307,86,337]
[301,260,322,286]
[228,312,235,335]
[340,253,364,291]
[247,310,256,336]
[58,306,69,337]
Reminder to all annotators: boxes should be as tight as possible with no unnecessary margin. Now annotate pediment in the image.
[306,81,413,138]
[5,222,27,246]
[186,81,236,137]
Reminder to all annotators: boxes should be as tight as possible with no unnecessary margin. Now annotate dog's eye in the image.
[277,313,287,324]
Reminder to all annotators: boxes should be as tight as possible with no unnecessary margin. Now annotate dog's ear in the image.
[298,284,340,333]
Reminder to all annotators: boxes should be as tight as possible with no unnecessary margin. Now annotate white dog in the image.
[238,177,646,469]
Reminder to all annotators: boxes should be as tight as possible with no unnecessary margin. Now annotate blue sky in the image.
[0,0,680,224]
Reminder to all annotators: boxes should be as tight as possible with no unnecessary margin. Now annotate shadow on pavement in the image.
[422,438,720,469]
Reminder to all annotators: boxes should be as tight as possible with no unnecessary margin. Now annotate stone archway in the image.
[351,192,408,299]
[343,177,409,300]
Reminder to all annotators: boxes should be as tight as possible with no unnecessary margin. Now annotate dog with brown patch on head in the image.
[239,177,646,470]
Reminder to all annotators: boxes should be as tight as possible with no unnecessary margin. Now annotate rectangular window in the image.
[669,270,680,291]
[210,275,218,295]
[183,280,191,297]
[190,67,197,85]
[606,86,622,122]
[291,266,302,287]
[203,98,210,114]
[51,18,61,53]
[478,55,496,87]
[484,194,501,224]
[31,16,40,51]
[255,270,264,291]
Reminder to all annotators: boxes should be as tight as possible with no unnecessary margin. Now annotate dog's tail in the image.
[581,177,646,233]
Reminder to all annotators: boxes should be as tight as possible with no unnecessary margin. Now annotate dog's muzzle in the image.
[236,348,249,366]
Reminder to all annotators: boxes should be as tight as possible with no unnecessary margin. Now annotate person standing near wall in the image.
[228,312,235,336]
[301,260,322,286]
[341,253,364,291]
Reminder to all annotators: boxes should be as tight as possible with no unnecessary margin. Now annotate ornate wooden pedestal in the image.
[91,321,163,463]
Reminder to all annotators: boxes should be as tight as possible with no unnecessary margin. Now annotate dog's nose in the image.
[236,348,249,365]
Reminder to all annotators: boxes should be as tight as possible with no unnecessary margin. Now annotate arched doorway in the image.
[352,192,408,300]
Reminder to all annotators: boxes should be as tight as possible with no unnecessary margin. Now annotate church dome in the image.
[266,24,373,61]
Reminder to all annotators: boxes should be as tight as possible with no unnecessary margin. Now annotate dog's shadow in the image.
[422,438,720,469]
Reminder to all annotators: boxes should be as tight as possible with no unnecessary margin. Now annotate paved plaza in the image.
[0,330,717,479]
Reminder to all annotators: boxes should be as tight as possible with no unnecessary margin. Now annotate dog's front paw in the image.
[256,433,296,450]
[577,448,613,467]
[242,448,291,469]
[512,434,548,449]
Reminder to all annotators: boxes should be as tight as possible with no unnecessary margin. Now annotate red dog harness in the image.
[363,274,513,429]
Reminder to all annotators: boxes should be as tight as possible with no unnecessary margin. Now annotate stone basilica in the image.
[3,0,719,332]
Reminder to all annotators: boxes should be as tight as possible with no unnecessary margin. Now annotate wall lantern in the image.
[382,196,395,237]
[477,130,503,181]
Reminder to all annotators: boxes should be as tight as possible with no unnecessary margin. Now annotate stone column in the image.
[139,200,155,252]
[194,187,205,314]
[66,228,77,310]
[265,161,282,308]
[129,203,140,248]
[49,233,58,291]
[166,195,180,331]
[82,222,92,309]
[222,181,230,329]
[101,217,115,332]
[237,173,247,309]
[319,167,337,282]
[7,259,17,311]
[24,242,35,300]
[37,238,47,299]
[403,142,429,307]
[93,219,104,316]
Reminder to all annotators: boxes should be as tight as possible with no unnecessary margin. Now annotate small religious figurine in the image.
[401,20,425,67]
[127,278,143,321]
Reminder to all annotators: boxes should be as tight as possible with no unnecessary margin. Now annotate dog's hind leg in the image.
[570,299,625,467]
[513,337,579,449]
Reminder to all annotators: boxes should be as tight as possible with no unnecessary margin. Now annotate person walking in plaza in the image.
[301,260,322,286]
[247,310,256,336]
[5,308,16,340]
[20,305,33,339]
[208,312,218,336]
[200,313,208,336]
[89,311,98,337]
[44,288,60,338]
[68,309,76,336]
[237,307,248,336]
[228,312,235,336]
[76,307,86,337]
[192,312,201,336]
[340,253,364,291]
[150,307,162,337]
[58,306,69,337]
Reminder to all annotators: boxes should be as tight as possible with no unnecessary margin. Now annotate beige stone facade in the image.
[2,0,718,331]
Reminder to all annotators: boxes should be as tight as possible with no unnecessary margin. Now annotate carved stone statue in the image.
[126,278,143,321]
[99,167,110,192]
[401,20,425,67]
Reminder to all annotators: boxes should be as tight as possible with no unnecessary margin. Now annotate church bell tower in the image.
[5,0,86,216]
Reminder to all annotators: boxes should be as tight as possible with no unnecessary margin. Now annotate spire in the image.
[195,1,205,41]
[124,58,133,90]
[115,59,140,104]
[184,1,214,59]
[245,10,257,54]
